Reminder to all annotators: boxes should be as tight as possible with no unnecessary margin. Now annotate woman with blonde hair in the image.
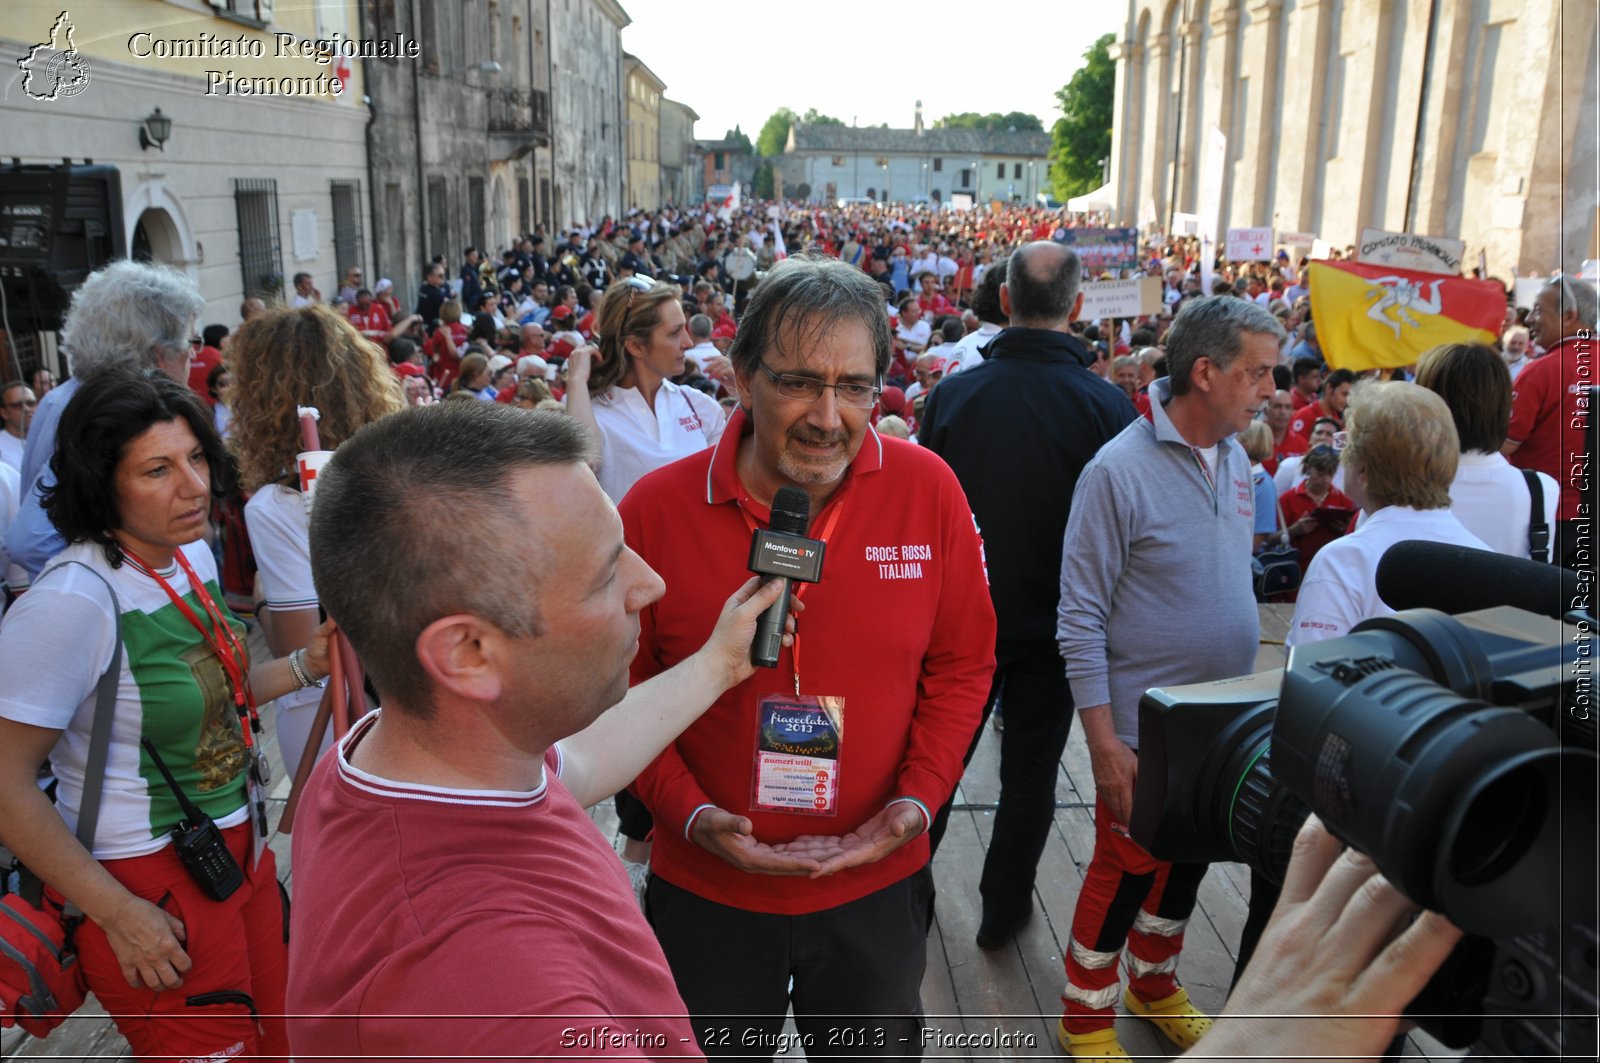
[226,304,404,775]
[565,275,725,505]
[449,352,493,399]
[1286,382,1490,646]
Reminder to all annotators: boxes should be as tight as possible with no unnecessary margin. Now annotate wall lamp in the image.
[139,108,171,152]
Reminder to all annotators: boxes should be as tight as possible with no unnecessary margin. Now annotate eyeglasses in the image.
[3,398,36,409]
[756,360,881,409]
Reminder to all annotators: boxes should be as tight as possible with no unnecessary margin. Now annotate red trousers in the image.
[62,823,288,1062]
[1061,795,1207,1034]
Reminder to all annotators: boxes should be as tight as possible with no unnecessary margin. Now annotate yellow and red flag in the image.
[1308,261,1505,371]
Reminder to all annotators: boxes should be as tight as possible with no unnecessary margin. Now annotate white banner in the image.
[1171,211,1201,237]
[1080,276,1163,320]
[1226,227,1275,261]
[1278,230,1317,250]
[1356,228,1466,275]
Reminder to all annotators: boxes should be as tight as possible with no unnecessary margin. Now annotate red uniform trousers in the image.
[1061,796,1207,1034]
[61,823,288,1063]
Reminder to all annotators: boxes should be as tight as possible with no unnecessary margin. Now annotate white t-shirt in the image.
[1448,451,1560,561]
[0,429,23,471]
[591,381,726,505]
[685,341,721,373]
[1287,507,1492,646]
[0,461,24,597]
[0,541,250,857]
[244,485,329,772]
[947,323,1002,374]
[895,319,932,352]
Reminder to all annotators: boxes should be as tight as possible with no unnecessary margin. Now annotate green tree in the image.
[753,160,776,198]
[756,107,846,157]
[723,125,753,153]
[756,107,797,156]
[801,108,844,126]
[938,111,1043,131]
[1049,33,1115,200]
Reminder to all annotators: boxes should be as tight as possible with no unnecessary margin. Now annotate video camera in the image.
[1130,546,1597,1058]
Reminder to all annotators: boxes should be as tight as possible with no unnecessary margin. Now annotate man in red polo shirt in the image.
[1506,275,1597,571]
[1288,367,1354,438]
[1263,389,1308,476]
[620,255,995,1056]
[346,288,392,349]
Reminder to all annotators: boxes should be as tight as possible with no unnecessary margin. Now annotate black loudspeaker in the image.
[0,162,126,331]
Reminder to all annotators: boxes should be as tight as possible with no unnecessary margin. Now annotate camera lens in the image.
[1449,768,1543,886]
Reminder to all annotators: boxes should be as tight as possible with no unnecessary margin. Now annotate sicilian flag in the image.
[771,219,787,260]
[1308,261,1505,371]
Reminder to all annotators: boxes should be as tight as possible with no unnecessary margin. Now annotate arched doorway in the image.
[132,208,182,266]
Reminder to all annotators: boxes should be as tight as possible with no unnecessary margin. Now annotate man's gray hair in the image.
[1549,274,1599,328]
[1005,242,1082,327]
[687,313,713,341]
[60,260,204,379]
[726,253,891,378]
[1165,296,1286,396]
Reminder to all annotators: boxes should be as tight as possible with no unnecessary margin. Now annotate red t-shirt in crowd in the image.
[1263,430,1309,476]
[426,323,467,390]
[1507,336,1591,521]
[1288,400,1340,440]
[1279,481,1357,569]
[187,345,223,405]
[287,714,695,1061]
[347,302,392,346]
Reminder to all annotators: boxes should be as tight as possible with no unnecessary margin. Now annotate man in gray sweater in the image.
[1055,296,1284,1060]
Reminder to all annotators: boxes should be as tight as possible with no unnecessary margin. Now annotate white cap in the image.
[486,354,514,374]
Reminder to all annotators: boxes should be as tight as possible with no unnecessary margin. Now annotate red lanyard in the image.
[122,548,260,749]
[739,490,848,695]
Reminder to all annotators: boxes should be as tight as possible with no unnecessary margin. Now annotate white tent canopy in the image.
[1066,181,1114,214]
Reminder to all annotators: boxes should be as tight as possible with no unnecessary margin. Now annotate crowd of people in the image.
[0,193,1591,1063]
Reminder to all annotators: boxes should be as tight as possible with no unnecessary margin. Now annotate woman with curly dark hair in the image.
[0,366,333,1061]
[225,305,403,776]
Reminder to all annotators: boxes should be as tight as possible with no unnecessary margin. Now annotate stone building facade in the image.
[1108,0,1597,275]
[550,0,629,226]
[624,53,665,212]
[364,0,553,306]
[660,99,702,207]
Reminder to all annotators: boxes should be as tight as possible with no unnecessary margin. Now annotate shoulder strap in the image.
[33,559,123,858]
[1522,469,1550,563]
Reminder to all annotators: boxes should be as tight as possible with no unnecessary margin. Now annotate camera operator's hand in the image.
[1079,704,1137,826]
[1187,816,1463,1062]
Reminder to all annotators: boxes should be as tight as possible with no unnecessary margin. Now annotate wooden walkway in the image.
[8,607,1460,1060]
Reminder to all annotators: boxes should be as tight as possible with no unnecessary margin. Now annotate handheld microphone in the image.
[748,486,826,668]
[1375,540,1584,622]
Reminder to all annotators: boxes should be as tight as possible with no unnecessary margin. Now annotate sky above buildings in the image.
[620,0,1123,141]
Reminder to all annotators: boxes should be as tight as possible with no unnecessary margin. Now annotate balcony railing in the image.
[487,86,550,137]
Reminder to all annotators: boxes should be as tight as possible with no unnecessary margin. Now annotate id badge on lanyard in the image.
[751,694,844,816]
[740,495,847,817]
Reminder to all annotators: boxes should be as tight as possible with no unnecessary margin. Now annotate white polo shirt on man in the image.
[590,381,726,504]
